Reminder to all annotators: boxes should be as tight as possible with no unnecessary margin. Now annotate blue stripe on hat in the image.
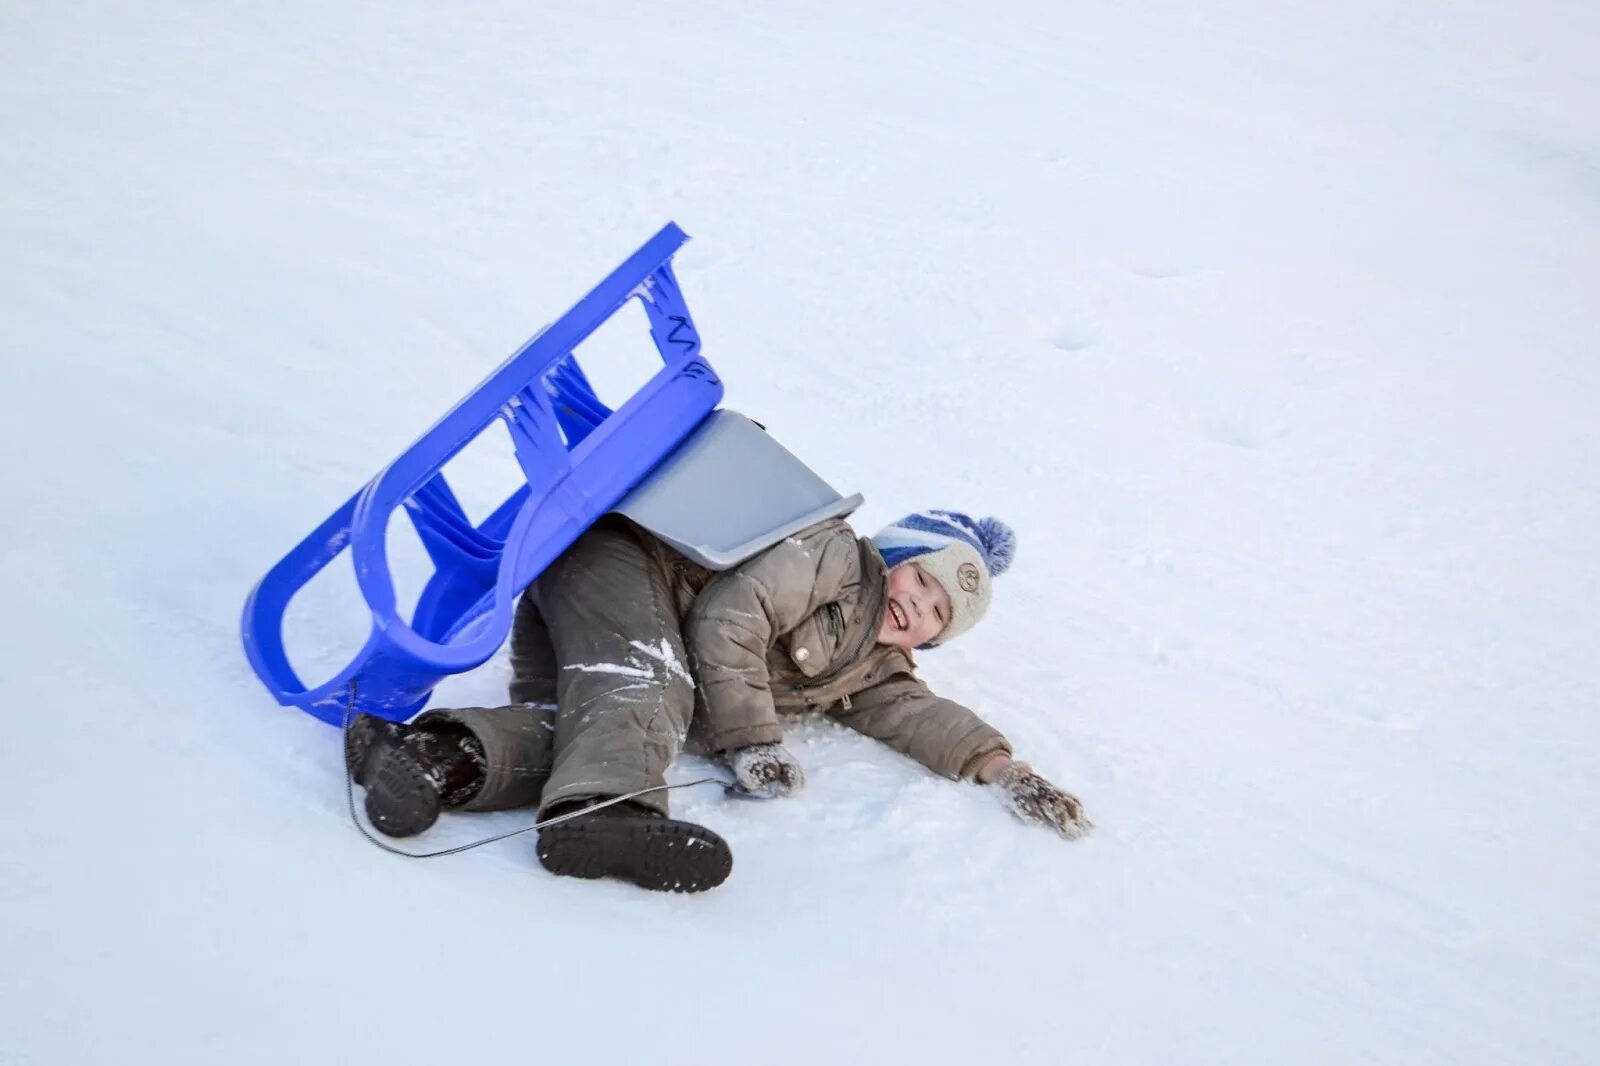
[873,510,1016,578]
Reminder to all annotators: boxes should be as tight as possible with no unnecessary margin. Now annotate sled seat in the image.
[242,223,724,725]
[613,409,862,569]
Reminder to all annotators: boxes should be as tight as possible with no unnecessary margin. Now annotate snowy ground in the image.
[2,2,1597,1063]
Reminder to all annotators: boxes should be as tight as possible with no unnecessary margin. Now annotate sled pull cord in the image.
[340,682,752,861]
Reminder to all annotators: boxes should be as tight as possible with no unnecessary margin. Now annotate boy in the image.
[347,510,1091,892]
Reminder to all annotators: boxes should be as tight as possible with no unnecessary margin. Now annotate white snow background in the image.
[2,2,1597,1063]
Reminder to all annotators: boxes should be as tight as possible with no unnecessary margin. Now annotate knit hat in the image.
[872,510,1016,646]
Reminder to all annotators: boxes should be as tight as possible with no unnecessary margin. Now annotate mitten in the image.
[990,761,1092,840]
[727,743,806,798]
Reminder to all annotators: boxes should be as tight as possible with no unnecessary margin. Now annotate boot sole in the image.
[538,814,732,893]
[364,746,442,839]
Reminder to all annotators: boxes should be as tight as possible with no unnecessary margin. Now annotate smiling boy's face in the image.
[876,561,951,648]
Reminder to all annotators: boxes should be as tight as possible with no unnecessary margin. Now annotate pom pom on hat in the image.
[872,510,1016,646]
[974,516,1016,577]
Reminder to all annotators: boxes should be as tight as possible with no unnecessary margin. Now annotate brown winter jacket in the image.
[673,518,1013,780]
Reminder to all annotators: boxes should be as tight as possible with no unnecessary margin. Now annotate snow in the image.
[562,662,655,680]
[2,1,1597,1062]
[628,639,696,687]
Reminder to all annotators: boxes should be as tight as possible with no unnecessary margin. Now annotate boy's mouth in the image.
[887,599,909,631]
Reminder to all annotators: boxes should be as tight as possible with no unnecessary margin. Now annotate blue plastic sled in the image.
[242,223,723,725]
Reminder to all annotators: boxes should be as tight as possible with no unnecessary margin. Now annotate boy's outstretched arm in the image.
[830,674,1011,780]
[835,676,1092,840]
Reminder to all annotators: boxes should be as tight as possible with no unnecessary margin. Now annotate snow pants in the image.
[417,519,697,816]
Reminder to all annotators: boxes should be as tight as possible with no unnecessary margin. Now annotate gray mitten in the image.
[991,761,1092,840]
[728,743,806,798]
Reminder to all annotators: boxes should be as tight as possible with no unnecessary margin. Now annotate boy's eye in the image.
[915,568,926,586]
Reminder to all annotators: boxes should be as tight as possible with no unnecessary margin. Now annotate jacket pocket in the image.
[783,605,844,679]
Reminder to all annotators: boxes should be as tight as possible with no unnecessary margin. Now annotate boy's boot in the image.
[345,714,486,838]
[537,802,732,893]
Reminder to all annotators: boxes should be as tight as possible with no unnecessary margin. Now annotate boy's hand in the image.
[728,743,806,798]
[988,760,1092,840]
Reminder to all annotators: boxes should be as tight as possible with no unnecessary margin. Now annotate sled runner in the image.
[242,223,860,726]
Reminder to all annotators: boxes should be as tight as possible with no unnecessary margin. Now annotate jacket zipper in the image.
[797,539,885,695]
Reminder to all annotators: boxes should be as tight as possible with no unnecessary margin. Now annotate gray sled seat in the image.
[612,409,862,569]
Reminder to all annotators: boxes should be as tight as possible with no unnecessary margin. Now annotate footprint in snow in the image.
[1132,262,1199,280]
[1200,408,1290,449]
[1046,320,1101,353]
